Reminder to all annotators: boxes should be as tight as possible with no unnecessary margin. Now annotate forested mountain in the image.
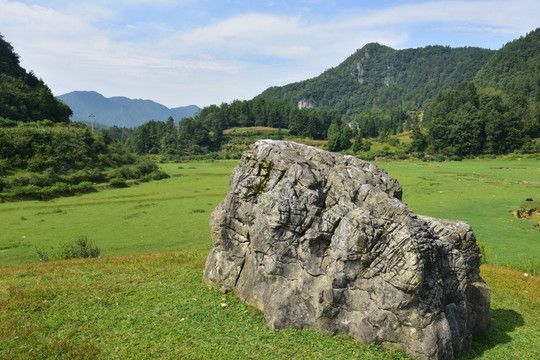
[258,43,494,117]
[57,91,200,128]
[474,28,540,101]
[0,35,72,124]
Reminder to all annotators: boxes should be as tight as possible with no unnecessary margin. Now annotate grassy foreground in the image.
[0,250,538,359]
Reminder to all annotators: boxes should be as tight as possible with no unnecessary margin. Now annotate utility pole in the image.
[89,113,95,133]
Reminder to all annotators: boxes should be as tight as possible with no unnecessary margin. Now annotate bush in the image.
[476,239,490,265]
[394,151,409,160]
[72,181,94,194]
[35,235,101,262]
[386,137,400,147]
[0,118,18,127]
[109,177,127,188]
[109,165,141,180]
[58,235,101,260]
[35,247,49,262]
[136,158,159,175]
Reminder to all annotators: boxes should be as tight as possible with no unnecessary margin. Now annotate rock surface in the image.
[204,140,491,360]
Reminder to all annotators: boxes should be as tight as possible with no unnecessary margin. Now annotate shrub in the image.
[58,235,101,260]
[476,239,490,264]
[0,117,18,127]
[109,177,127,188]
[72,181,94,194]
[35,235,101,262]
[394,151,409,160]
[0,158,9,174]
[35,247,49,262]
[150,170,170,180]
[386,137,400,147]
[110,165,141,180]
[136,158,159,175]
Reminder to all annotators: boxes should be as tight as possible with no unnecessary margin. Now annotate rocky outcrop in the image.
[298,99,316,109]
[204,140,491,360]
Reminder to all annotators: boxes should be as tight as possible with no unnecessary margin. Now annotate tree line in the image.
[108,81,539,159]
[415,82,540,155]
[112,98,343,156]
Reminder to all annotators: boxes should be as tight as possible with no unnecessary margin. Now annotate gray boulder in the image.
[204,140,491,360]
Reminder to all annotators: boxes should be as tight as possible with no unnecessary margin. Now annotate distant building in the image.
[347,122,360,129]
[408,108,424,119]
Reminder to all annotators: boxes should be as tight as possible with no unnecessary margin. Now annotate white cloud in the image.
[1,0,538,107]
[337,1,539,34]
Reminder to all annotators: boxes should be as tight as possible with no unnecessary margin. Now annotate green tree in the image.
[327,123,341,151]
[352,131,363,153]
[161,116,178,155]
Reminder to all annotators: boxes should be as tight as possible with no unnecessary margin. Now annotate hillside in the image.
[0,34,169,201]
[475,28,540,101]
[57,91,200,128]
[0,34,72,124]
[258,43,494,117]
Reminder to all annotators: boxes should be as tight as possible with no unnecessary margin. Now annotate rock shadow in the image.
[456,308,524,359]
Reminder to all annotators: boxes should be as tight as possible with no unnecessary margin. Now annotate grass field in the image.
[1,157,539,359]
[1,157,538,272]
[0,161,236,266]
[0,251,537,359]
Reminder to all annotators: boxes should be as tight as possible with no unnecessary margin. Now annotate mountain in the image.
[474,28,540,101]
[57,91,200,128]
[257,43,495,118]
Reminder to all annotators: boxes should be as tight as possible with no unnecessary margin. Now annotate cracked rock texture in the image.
[204,140,491,360]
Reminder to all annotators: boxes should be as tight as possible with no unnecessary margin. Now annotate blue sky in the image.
[1,0,539,108]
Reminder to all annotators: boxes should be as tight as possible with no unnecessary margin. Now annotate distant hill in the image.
[257,43,495,117]
[57,91,200,128]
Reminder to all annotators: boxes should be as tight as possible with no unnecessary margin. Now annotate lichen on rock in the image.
[204,140,491,360]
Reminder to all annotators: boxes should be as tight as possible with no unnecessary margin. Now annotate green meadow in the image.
[1,157,538,272]
[0,161,236,267]
[1,157,539,359]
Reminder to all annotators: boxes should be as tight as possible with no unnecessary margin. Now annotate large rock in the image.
[204,140,491,360]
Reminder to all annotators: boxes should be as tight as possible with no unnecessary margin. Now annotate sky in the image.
[1,1,539,108]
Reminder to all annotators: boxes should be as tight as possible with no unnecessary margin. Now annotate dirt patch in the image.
[511,207,540,229]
